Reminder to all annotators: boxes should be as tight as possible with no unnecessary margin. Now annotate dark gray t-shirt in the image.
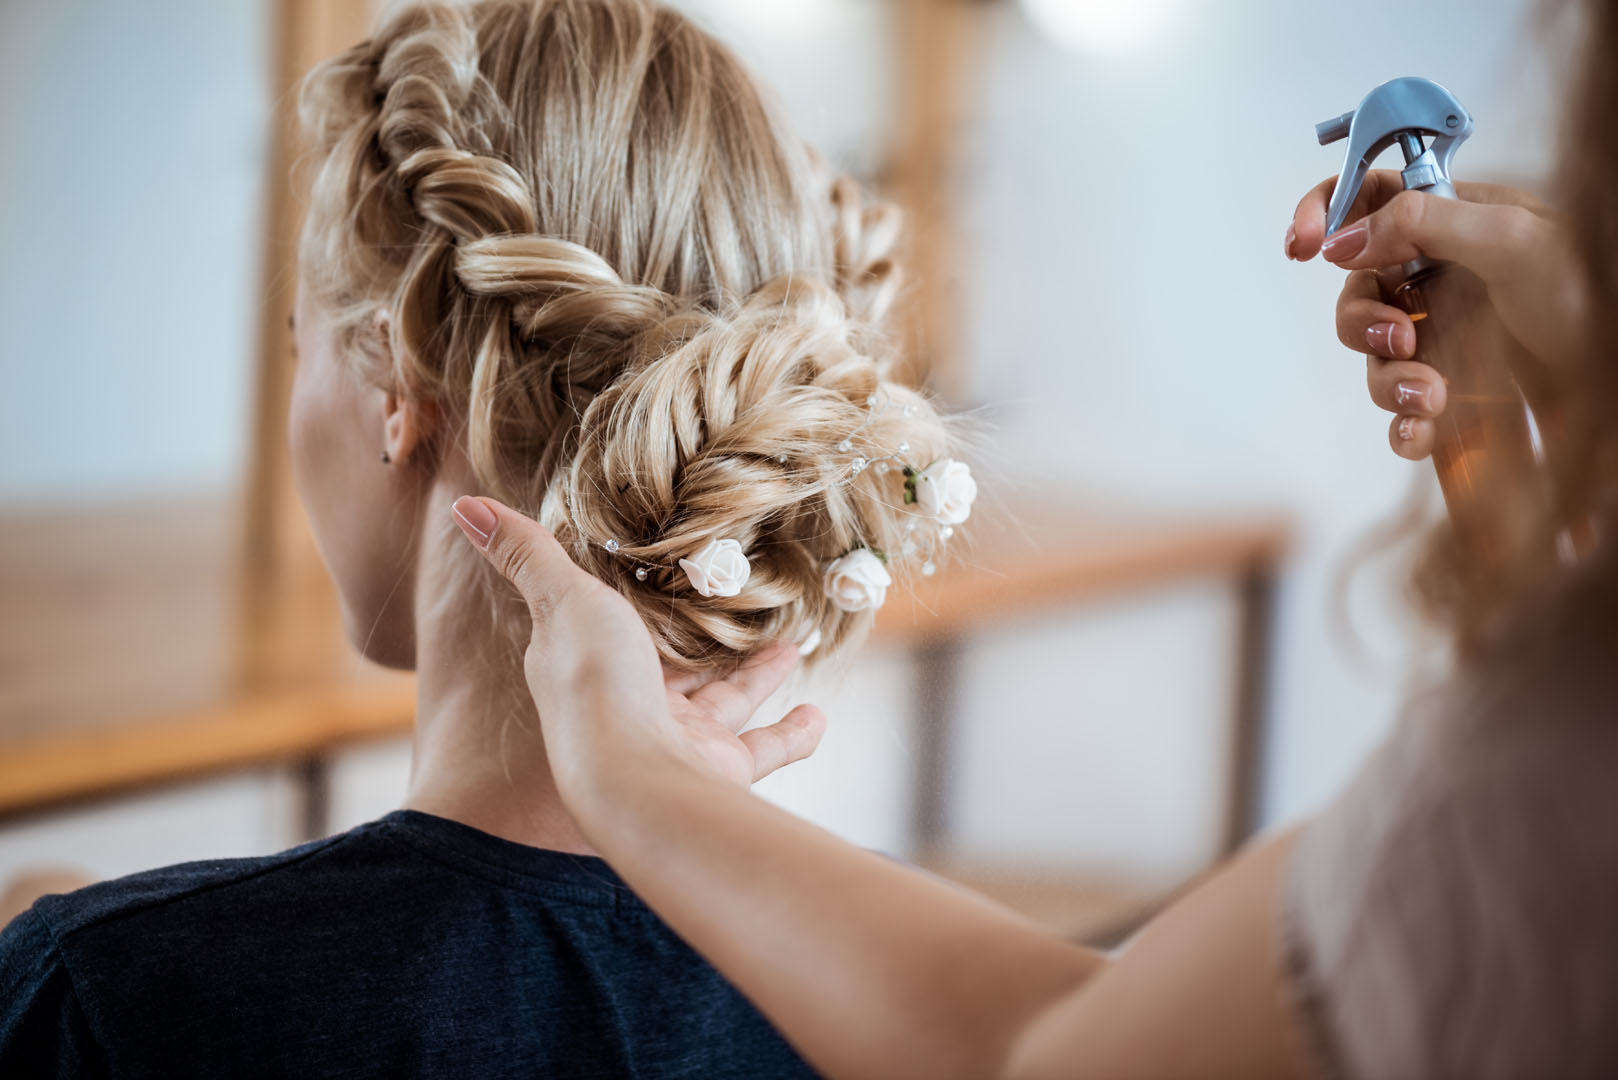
[0,809,816,1079]
[1281,556,1618,1078]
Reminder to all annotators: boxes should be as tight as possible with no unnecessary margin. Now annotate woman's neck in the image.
[399,482,599,856]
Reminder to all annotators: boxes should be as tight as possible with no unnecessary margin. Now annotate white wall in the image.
[948,0,1562,823]
[0,0,269,503]
[0,771,302,882]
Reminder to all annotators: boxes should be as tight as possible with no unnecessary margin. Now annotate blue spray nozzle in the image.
[1318,77,1473,238]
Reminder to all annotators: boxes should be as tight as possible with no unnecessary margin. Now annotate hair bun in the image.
[541,275,958,669]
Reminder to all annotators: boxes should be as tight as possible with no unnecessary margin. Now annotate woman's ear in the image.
[374,308,442,467]
[382,391,440,467]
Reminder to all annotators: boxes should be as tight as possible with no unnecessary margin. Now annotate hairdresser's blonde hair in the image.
[297,0,960,670]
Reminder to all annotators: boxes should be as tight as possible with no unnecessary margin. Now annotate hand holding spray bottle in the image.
[1317,77,1554,565]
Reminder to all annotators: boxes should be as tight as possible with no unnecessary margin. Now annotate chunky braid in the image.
[827,174,903,329]
[297,0,969,672]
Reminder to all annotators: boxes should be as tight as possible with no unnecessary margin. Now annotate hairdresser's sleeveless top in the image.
[1279,553,1618,1078]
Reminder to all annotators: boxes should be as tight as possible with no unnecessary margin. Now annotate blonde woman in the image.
[0,1,973,1074]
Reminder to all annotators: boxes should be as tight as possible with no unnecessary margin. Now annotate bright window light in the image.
[1018,0,1178,53]
[684,0,826,37]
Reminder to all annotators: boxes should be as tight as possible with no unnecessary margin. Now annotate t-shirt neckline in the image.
[375,808,644,909]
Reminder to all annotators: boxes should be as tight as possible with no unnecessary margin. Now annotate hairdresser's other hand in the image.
[1287,169,1586,460]
[449,496,826,803]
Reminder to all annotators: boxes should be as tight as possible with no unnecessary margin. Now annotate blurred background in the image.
[0,0,1569,936]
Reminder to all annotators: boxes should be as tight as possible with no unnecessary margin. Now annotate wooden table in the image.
[0,495,1288,867]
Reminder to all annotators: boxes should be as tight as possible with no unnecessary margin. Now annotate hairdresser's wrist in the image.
[536,673,664,798]
[554,706,715,842]
[532,658,693,798]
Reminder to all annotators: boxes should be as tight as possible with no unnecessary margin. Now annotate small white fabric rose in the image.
[914,458,977,526]
[679,538,750,598]
[823,548,892,613]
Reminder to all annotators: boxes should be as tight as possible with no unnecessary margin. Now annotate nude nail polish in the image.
[1395,382,1429,411]
[1321,224,1368,262]
[452,496,497,548]
[1366,322,1397,355]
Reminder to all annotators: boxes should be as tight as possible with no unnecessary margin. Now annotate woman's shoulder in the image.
[1,810,812,1078]
[22,831,356,945]
[0,830,358,1078]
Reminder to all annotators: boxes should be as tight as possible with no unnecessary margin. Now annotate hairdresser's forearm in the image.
[572,733,1105,1080]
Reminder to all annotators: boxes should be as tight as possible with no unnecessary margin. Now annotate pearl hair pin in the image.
[590,535,752,598]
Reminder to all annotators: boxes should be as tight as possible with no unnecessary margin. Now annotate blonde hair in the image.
[296,0,964,670]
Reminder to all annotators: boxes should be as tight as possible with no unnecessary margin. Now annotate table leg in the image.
[294,755,330,843]
[909,635,962,862]
[1220,562,1279,855]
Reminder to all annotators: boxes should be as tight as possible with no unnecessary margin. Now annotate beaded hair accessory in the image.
[586,390,977,616]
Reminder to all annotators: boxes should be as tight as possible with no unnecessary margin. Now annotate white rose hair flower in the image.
[910,458,977,526]
[679,538,751,598]
[823,548,893,613]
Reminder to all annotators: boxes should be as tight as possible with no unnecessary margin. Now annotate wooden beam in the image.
[888,0,981,399]
[244,0,373,582]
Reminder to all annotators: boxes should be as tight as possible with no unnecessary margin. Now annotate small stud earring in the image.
[380,450,392,465]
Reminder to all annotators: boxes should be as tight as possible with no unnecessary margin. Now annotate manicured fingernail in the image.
[1394,381,1429,412]
[1366,322,1414,358]
[1283,223,1298,261]
[451,496,497,549]
[1321,224,1368,262]
[1366,322,1396,355]
[1397,416,1417,442]
[1391,322,1413,357]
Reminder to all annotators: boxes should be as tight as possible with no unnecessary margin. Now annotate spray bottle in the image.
[1317,77,1551,564]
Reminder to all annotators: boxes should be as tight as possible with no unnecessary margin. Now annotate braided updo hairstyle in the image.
[297,0,970,671]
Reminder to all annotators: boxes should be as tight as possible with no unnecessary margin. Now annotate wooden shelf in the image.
[874,500,1290,642]
[0,496,413,817]
[0,494,1288,820]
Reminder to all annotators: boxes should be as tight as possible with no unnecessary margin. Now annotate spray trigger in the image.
[1317,76,1473,243]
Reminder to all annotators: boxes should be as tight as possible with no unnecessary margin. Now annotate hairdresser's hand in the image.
[449,496,826,804]
[1287,169,1586,460]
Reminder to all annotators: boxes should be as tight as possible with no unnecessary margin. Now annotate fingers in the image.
[1289,173,1552,262]
[1336,269,1416,358]
[1371,355,1443,462]
[1290,169,1406,261]
[450,495,594,622]
[739,704,828,783]
[1351,306,1445,461]
[1452,180,1553,216]
[1389,414,1436,461]
[1366,355,1447,419]
[663,662,712,697]
[1319,189,1545,286]
[689,642,800,733]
